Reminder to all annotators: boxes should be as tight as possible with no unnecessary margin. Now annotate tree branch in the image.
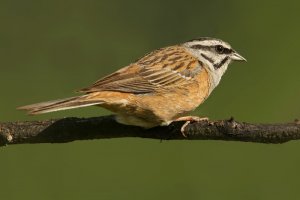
[0,115,300,146]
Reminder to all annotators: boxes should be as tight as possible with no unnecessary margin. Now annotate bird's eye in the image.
[215,45,224,54]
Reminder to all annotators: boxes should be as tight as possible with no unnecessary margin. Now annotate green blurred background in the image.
[1,0,300,199]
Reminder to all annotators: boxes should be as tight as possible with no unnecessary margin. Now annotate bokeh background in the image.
[1,0,300,199]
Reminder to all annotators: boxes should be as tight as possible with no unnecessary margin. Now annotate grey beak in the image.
[231,51,247,62]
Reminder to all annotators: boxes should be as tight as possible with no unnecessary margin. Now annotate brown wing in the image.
[80,45,203,94]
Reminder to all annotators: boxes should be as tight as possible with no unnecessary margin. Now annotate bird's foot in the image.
[174,116,209,137]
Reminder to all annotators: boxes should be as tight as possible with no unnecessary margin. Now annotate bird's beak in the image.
[231,51,247,62]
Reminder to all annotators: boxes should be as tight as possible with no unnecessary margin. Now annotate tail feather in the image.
[17,95,103,115]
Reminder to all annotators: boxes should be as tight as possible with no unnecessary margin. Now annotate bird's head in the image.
[183,37,246,87]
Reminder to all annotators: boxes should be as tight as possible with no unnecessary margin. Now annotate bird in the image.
[18,37,246,134]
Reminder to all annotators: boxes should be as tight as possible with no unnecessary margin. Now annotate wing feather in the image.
[80,46,203,94]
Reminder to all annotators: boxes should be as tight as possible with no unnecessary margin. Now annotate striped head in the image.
[183,37,246,88]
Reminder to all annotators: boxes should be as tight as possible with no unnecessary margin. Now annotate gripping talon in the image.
[180,121,191,137]
[175,116,209,137]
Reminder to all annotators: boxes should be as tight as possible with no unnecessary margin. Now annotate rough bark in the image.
[0,116,299,146]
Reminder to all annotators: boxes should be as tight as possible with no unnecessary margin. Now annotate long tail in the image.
[17,95,103,115]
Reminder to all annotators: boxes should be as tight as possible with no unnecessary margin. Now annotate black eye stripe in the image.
[190,44,211,51]
[222,48,233,54]
[190,45,232,54]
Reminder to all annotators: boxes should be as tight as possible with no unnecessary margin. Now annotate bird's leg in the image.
[174,116,209,137]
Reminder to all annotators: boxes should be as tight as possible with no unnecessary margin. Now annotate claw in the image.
[180,121,191,137]
[174,116,209,137]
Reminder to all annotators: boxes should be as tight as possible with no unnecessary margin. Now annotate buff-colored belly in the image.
[92,68,211,128]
